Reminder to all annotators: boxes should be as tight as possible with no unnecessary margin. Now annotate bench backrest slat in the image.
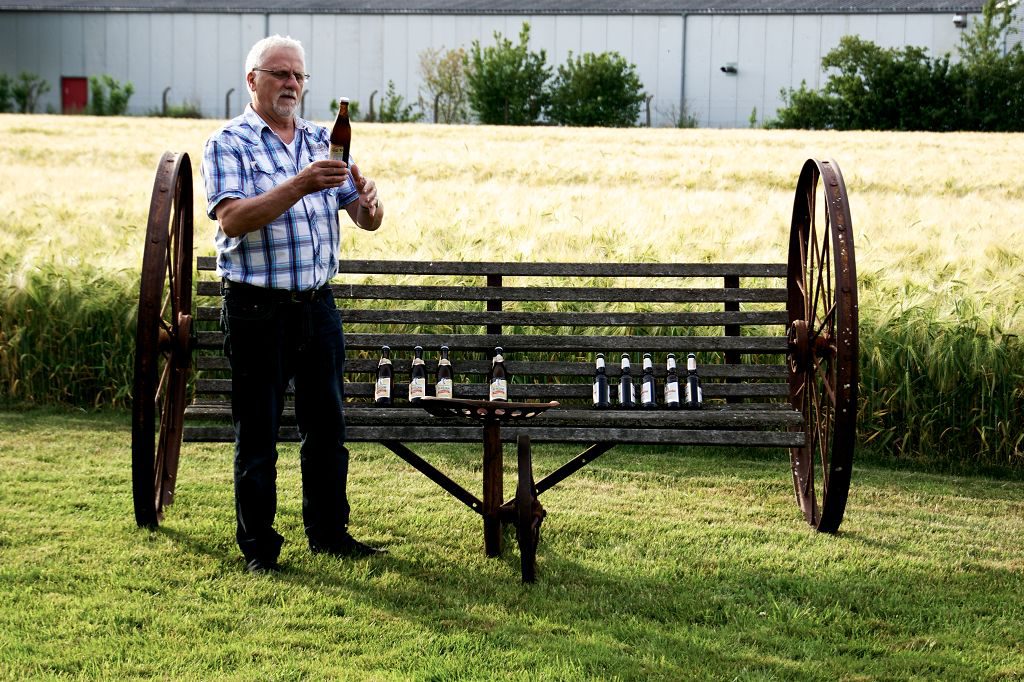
[191,256,795,417]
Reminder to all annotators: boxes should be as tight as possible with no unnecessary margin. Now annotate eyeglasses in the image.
[252,68,310,84]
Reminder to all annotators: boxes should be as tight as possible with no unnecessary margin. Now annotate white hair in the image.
[244,35,306,75]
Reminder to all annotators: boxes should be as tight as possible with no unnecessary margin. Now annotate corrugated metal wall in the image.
[0,10,972,127]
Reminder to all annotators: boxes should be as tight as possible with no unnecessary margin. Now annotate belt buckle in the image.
[290,287,318,304]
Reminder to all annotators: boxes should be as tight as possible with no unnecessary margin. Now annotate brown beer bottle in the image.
[435,345,454,399]
[488,347,509,402]
[408,345,427,403]
[640,353,658,409]
[374,345,393,406]
[330,96,351,163]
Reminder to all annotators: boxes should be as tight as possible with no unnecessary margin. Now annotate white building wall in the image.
[0,9,974,126]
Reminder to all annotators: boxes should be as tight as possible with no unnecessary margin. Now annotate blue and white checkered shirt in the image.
[202,105,360,291]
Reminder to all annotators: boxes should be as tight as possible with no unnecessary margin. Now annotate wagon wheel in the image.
[786,158,858,534]
[132,152,194,528]
[515,436,545,583]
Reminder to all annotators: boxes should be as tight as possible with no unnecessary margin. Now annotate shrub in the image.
[11,72,50,114]
[465,22,550,125]
[767,0,1024,131]
[87,75,134,116]
[0,74,12,113]
[546,51,645,127]
[377,80,424,123]
[329,98,361,121]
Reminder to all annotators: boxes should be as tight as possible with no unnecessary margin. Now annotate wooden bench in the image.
[131,152,859,582]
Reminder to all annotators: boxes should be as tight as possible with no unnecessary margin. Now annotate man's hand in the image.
[296,159,349,194]
[351,164,378,217]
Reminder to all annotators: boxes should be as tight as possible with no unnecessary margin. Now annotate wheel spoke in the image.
[155,353,171,406]
[809,371,828,494]
[814,302,836,339]
[166,227,177,316]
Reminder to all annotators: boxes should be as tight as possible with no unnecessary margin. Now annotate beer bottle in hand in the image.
[592,353,611,409]
[409,345,427,402]
[435,345,454,399]
[375,345,393,406]
[640,352,658,409]
[488,346,508,402]
[330,96,351,163]
[684,352,703,409]
[664,353,681,409]
[618,353,634,409]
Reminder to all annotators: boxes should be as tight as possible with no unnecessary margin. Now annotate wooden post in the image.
[724,275,741,404]
[486,273,502,337]
[482,421,503,556]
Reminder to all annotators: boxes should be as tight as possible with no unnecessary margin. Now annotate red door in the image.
[62,77,88,114]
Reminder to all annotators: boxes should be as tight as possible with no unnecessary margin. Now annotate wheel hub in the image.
[789,319,836,373]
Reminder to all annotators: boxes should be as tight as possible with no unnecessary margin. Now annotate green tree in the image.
[465,22,550,125]
[11,72,50,114]
[419,46,469,124]
[87,75,134,116]
[955,0,1024,131]
[959,0,1019,66]
[546,51,645,127]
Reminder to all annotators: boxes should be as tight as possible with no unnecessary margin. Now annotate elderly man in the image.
[202,35,384,573]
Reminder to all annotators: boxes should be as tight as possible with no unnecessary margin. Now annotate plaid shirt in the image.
[202,105,359,291]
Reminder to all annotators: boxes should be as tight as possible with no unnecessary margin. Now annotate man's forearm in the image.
[356,199,383,231]
[217,178,306,238]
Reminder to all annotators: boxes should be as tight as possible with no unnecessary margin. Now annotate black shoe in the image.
[245,557,281,574]
[310,534,386,558]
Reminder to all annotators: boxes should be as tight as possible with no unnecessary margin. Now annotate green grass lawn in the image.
[1,410,1022,680]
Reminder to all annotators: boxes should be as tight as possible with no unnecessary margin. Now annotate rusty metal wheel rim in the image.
[132,152,193,528]
[786,158,858,533]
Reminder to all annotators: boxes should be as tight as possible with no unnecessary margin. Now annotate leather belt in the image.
[222,279,328,304]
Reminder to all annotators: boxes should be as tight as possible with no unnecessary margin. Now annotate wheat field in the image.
[0,115,1021,466]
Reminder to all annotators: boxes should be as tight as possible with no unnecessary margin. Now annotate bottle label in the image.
[374,378,391,401]
[593,381,600,404]
[641,383,653,404]
[436,378,453,399]
[329,144,346,161]
[489,379,507,401]
[665,382,679,404]
[409,377,426,400]
[685,383,703,404]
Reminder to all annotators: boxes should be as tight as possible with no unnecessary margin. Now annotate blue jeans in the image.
[221,283,350,563]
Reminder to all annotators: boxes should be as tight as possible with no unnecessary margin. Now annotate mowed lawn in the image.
[1,410,1022,680]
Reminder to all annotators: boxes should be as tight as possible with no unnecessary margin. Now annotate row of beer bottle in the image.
[374,345,509,405]
[593,353,703,409]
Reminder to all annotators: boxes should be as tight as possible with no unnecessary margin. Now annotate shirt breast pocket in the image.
[246,152,287,196]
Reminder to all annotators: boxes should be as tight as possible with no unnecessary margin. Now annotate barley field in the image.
[0,115,1022,468]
